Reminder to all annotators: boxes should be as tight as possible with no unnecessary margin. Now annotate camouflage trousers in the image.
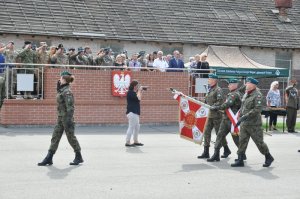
[237,124,269,155]
[214,118,239,150]
[49,116,81,153]
[203,117,227,147]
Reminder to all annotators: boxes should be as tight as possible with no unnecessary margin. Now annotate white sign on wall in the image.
[195,78,208,94]
[17,74,34,91]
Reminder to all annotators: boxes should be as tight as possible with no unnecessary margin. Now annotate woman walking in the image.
[38,71,83,166]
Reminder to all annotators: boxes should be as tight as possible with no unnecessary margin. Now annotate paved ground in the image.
[1,125,300,199]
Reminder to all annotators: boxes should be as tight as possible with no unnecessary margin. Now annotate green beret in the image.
[246,77,259,85]
[60,71,72,76]
[208,74,218,79]
[227,78,238,84]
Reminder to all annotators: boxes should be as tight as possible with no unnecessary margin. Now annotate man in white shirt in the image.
[153,51,168,72]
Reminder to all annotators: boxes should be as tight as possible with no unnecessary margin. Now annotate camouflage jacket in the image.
[219,89,242,120]
[56,84,74,117]
[36,50,49,64]
[4,50,18,63]
[205,85,224,118]
[240,88,263,126]
[51,53,69,65]
[16,49,36,66]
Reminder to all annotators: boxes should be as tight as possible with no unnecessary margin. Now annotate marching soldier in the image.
[207,78,242,162]
[198,74,229,159]
[231,77,274,167]
[38,71,83,166]
[285,79,298,133]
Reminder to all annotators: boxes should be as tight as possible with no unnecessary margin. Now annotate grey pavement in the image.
[1,125,300,199]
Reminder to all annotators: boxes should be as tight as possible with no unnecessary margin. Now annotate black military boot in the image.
[235,154,247,161]
[70,152,84,165]
[197,146,210,159]
[231,154,244,167]
[221,145,231,158]
[263,153,274,167]
[207,148,220,162]
[37,151,54,166]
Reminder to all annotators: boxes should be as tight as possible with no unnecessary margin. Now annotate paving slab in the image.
[0,125,300,199]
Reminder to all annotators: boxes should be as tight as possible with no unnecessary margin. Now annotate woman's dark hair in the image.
[62,75,74,84]
[129,80,139,91]
[148,53,154,61]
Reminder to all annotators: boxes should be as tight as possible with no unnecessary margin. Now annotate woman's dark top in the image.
[113,62,125,70]
[197,61,210,78]
[126,90,140,115]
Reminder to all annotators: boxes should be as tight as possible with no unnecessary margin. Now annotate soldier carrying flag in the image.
[207,78,243,162]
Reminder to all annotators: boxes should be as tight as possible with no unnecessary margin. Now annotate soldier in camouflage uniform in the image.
[50,44,69,66]
[0,41,18,99]
[231,77,274,167]
[75,47,88,65]
[198,74,229,159]
[285,79,298,133]
[207,78,242,162]
[16,41,37,98]
[67,48,77,66]
[38,71,83,166]
[84,46,94,65]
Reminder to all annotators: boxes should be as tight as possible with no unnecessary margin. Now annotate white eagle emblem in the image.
[113,73,131,95]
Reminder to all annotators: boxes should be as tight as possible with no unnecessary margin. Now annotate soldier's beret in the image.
[246,77,259,85]
[208,74,218,79]
[68,47,75,51]
[8,41,14,45]
[60,71,72,76]
[227,78,238,84]
[24,41,31,45]
[57,43,64,49]
[78,47,84,53]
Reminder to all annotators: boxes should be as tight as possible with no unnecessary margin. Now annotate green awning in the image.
[204,45,289,78]
[211,66,289,78]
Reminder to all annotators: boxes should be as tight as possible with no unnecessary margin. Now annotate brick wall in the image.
[0,69,189,125]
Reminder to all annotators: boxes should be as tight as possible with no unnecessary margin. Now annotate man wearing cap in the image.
[38,71,83,166]
[198,74,228,159]
[67,48,77,66]
[231,77,274,167]
[285,79,298,133]
[16,41,37,66]
[16,41,37,98]
[207,78,242,162]
[50,44,69,66]
[75,47,88,65]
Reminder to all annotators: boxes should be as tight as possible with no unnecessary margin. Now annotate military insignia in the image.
[257,95,261,98]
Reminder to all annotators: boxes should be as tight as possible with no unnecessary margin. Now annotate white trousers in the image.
[126,112,140,143]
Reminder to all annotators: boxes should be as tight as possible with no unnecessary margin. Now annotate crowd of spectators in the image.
[0,41,209,73]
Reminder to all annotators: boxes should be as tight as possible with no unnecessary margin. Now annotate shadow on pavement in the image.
[125,147,144,154]
[46,165,82,180]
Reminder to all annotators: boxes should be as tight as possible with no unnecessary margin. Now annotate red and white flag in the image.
[225,108,240,135]
[174,93,209,144]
